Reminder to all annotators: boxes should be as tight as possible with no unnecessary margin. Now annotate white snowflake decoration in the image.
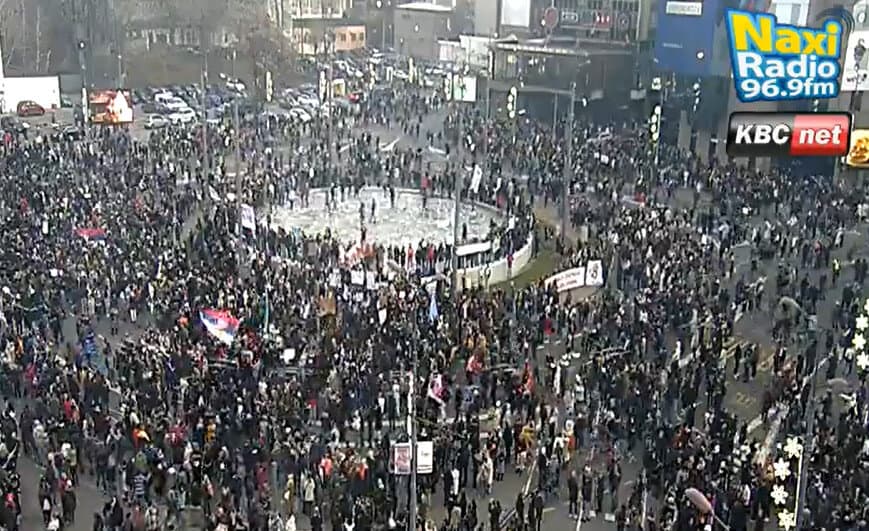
[859,352,869,372]
[771,484,789,506]
[783,437,803,460]
[864,298,869,315]
[853,333,867,351]
[778,509,796,531]
[773,458,792,481]
[858,315,869,331]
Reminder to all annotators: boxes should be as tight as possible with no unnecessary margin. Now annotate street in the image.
[8,105,866,531]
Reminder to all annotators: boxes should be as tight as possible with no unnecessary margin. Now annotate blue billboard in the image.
[655,0,733,76]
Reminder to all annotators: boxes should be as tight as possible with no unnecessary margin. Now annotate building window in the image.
[339,32,347,42]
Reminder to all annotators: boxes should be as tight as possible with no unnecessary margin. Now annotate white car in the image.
[163,97,188,112]
[289,107,312,123]
[169,108,196,124]
[145,114,168,129]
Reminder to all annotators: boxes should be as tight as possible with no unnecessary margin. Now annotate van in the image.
[154,92,175,105]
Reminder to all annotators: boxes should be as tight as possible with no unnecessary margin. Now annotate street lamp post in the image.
[376,0,387,49]
[485,80,580,241]
[198,26,210,195]
[451,108,464,296]
[561,82,575,242]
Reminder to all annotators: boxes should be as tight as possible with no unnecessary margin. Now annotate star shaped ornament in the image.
[858,315,869,331]
[858,352,869,372]
[783,437,803,460]
[778,509,797,531]
[853,333,867,352]
[773,458,791,481]
[771,484,789,506]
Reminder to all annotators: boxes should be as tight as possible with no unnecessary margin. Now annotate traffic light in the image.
[692,81,701,114]
[507,86,517,119]
[649,104,661,144]
[318,70,328,102]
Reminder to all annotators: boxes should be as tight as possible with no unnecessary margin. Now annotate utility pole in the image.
[408,347,418,531]
[326,32,334,168]
[200,26,210,190]
[561,82,575,241]
[233,99,243,272]
[451,108,463,295]
[794,340,822,530]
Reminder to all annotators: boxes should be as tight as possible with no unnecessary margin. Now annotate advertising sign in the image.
[726,112,851,158]
[390,442,434,475]
[738,0,810,25]
[500,0,531,27]
[392,444,411,475]
[89,89,133,124]
[654,0,721,76]
[842,30,869,91]
[726,10,843,102]
[847,129,869,167]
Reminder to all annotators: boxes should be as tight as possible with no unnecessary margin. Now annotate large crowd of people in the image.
[0,73,863,531]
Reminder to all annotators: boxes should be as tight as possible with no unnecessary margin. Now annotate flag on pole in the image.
[200,309,240,345]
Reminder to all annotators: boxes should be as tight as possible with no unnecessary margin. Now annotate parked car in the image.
[17,100,45,117]
[168,108,196,124]
[145,114,168,129]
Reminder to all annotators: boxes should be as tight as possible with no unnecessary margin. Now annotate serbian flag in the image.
[200,309,240,345]
[75,227,107,241]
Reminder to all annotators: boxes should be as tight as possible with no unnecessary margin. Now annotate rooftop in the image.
[396,2,452,13]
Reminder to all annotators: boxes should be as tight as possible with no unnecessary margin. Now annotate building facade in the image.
[393,2,455,61]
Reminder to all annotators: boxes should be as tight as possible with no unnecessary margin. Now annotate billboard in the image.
[654,0,724,76]
[842,30,869,92]
[501,0,531,27]
[89,90,133,125]
[847,129,869,167]
[726,11,842,102]
[737,0,809,25]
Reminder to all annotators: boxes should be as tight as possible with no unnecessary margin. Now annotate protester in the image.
[0,74,864,531]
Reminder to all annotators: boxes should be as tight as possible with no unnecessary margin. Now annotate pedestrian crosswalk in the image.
[675,335,748,370]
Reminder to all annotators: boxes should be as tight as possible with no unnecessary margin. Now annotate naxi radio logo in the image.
[726,7,851,103]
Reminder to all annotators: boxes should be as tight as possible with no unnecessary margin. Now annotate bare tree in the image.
[0,0,26,70]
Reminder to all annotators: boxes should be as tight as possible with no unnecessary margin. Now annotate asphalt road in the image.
[10,104,867,531]
[523,187,869,531]
[8,106,517,531]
